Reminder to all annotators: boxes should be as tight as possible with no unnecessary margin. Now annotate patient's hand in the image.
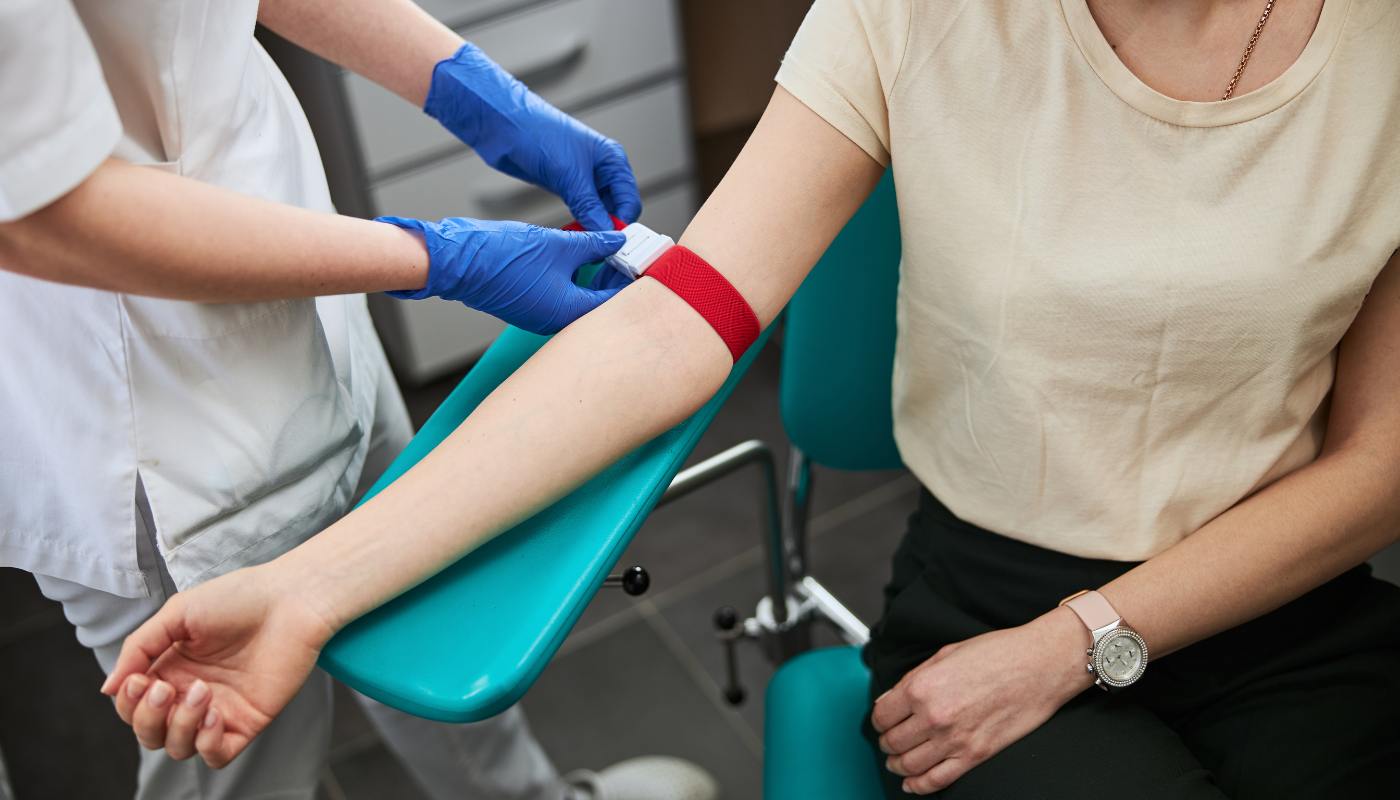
[100,564,336,768]
[870,606,1095,794]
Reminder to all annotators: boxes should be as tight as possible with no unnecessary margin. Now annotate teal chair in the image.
[757,169,900,800]
[318,171,900,796]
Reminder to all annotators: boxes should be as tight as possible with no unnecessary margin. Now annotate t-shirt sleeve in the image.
[0,0,121,222]
[775,0,912,167]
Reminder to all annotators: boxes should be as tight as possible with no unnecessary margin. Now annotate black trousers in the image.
[860,490,1400,799]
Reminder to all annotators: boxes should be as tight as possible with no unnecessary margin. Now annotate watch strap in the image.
[1060,590,1121,632]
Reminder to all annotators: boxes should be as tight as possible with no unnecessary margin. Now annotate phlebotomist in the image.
[0,0,718,797]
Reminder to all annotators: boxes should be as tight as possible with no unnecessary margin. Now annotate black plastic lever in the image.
[603,565,650,596]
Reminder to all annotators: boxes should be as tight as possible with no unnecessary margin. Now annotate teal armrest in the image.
[318,322,774,722]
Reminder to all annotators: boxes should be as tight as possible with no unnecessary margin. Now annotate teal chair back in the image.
[779,169,902,471]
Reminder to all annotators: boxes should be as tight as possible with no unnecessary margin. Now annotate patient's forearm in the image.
[268,86,885,633]
[277,278,732,629]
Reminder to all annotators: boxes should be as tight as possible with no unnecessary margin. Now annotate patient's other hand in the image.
[870,606,1095,793]
[100,565,336,768]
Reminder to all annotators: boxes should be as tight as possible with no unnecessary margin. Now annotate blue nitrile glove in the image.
[379,216,626,335]
[425,43,642,232]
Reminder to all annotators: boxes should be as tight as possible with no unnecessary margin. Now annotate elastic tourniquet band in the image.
[644,246,760,363]
[560,217,760,362]
[562,216,628,232]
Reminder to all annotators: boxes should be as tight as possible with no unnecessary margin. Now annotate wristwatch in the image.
[1059,590,1149,690]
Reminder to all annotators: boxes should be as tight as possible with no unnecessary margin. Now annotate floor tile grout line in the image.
[320,766,350,800]
[635,601,765,760]
[555,474,917,659]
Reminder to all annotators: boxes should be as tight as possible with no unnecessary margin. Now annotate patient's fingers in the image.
[165,680,211,760]
[195,708,238,770]
[870,682,913,734]
[114,673,151,725]
[886,738,947,778]
[101,599,187,697]
[879,712,933,756]
[132,679,175,750]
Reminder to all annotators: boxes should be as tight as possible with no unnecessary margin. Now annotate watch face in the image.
[1094,629,1148,688]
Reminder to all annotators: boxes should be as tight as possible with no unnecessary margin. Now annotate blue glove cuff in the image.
[425,43,541,182]
[377,216,437,300]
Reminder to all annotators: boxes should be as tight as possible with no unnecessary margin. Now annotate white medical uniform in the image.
[0,1,577,798]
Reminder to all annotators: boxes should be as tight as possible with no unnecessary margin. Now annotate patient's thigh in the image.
[1169,646,1400,799]
[935,692,1225,800]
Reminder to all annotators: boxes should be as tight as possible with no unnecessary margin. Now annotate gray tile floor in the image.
[5,335,1400,800]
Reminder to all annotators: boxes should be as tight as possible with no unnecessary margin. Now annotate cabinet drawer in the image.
[345,0,681,177]
[372,80,690,225]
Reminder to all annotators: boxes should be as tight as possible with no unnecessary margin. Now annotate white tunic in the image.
[0,0,385,596]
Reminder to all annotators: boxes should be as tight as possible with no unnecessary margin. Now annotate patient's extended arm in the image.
[99,86,886,767]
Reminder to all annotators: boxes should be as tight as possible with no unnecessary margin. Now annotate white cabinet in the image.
[374,81,691,224]
[346,0,684,177]
[332,0,696,385]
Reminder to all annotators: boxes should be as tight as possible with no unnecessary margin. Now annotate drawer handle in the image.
[505,36,587,89]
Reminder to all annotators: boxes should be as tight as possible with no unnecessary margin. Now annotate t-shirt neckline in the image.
[1061,0,1351,127]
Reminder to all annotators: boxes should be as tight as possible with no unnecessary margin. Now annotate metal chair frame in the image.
[655,438,869,701]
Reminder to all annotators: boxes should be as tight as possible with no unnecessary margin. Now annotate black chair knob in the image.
[621,565,649,596]
[714,606,739,631]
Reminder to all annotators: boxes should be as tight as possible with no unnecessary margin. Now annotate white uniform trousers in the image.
[32,362,584,800]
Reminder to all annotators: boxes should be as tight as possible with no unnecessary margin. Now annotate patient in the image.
[106,0,1400,796]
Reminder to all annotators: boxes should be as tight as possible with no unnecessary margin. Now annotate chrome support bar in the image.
[795,577,870,646]
[780,447,813,597]
[660,440,786,621]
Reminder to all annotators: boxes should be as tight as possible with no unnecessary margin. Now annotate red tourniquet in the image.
[562,216,628,232]
[644,246,760,363]
[560,217,760,362]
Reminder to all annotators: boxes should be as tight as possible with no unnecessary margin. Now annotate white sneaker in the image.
[564,755,719,800]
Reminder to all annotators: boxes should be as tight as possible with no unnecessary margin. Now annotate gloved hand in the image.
[426,43,642,232]
[379,216,625,335]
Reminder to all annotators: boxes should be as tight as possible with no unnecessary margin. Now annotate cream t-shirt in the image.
[776,0,1400,561]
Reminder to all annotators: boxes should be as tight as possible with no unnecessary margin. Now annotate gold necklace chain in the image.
[1222,0,1277,100]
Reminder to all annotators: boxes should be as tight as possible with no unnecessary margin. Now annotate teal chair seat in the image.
[319,323,773,722]
[764,647,884,800]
